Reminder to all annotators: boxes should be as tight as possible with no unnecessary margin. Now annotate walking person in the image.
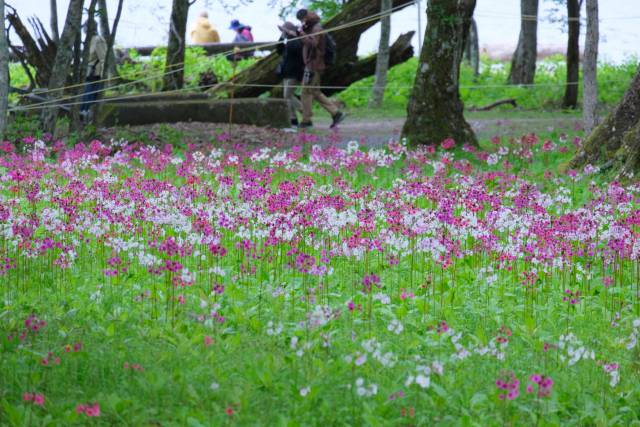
[80,23,107,121]
[190,11,220,44]
[276,21,304,127]
[296,9,344,129]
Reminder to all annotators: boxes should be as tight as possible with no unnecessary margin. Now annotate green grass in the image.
[338,55,638,111]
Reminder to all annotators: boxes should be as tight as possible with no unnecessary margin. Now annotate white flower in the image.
[300,386,311,397]
[387,319,404,335]
[415,374,430,388]
[355,354,367,366]
[266,321,283,336]
[210,381,220,391]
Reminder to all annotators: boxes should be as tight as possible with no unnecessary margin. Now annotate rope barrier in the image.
[10,78,634,114]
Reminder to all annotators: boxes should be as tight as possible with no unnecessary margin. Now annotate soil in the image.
[97,114,584,149]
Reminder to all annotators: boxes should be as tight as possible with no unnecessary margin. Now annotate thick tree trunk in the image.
[97,0,120,82]
[402,0,477,147]
[0,0,9,139]
[583,0,598,133]
[50,0,59,42]
[464,18,479,79]
[508,0,538,85]
[40,0,85,134]
[571,65,640,172]
[210,0,415,99]
[369,0,392,108]
[563,0,581,108]
[163,0,190,91]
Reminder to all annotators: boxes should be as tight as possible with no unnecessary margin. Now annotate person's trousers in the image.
[301,72,338,123]
[80,77,103,113]
[283,78,302,121]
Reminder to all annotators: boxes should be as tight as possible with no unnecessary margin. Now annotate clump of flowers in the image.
[495,371,520,400]
[526,374,553,397]
[23,392,45,406]
[76,402,101,417]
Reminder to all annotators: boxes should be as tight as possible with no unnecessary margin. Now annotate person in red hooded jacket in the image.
[296,9,345,129]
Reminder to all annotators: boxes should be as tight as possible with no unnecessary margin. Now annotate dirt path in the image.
[100,115,584,149]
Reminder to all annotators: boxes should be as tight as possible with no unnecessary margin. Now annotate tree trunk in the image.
[163,0,190,91]
[50,0,59,42]
[7,9,57,87]
[464,18,479,79]
[402,0,477,147]
[71,0,98,131]
[369,0,392,108]
[0,0,9,139]
[210,0,415,99]
[583,0,598,133]
[97,0,120,82]
[570,65,640,174]
[563,0,581,108]
[508,0,538,85]
[40,0,85,134]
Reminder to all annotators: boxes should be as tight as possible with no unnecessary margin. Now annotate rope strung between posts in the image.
[18,1,417,101]
[11,78,632,113]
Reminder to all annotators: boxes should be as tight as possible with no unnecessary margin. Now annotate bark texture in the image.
[508,0,538,85]
[563,0,581,108]
[401,0,478,147]
[583,0,599,133]
[163,0,190,91]
[210,0,415,99]
[97,0,120,82]
[369,0,392,108]
[7,9,57,87]
[0,0,9,139]
[50,0,59,42]
[570,65,640,177]
[40,0,85,134]
[464,18,479,79]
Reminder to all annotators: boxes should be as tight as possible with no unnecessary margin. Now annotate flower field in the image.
[1,131,640,425]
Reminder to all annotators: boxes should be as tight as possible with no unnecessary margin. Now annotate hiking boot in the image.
[330,111,345,129]
[298,121,313,129]
[291,118,299,127]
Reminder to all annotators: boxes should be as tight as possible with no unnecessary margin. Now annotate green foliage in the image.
[117,47,258,92]
[338,56,638,111]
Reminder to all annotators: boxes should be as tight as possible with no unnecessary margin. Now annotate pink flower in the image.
[33,394,45,406]
[85,403,101,417]
[441,138,456,150]
[23,392,33,402]
[204,335,213,346]
[76,404,86,414]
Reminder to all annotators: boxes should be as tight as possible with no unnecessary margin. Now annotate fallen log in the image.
[97,97,290,128]
[468,98,518,111]
[119,42,277,57]
[210,0,415,99]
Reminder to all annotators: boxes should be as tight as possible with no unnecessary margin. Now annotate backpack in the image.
[324,33,337,66]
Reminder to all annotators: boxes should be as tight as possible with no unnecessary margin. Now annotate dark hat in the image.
[278,21,297,36]
[229,19,244,30]
[296,9,308,20]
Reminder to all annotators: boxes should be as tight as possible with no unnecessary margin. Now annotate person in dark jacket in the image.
[297,9,344,129]
[277,21,304,127]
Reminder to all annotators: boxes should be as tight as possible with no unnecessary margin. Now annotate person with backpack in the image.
[296,9,345,129]
[276,21,305,127]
